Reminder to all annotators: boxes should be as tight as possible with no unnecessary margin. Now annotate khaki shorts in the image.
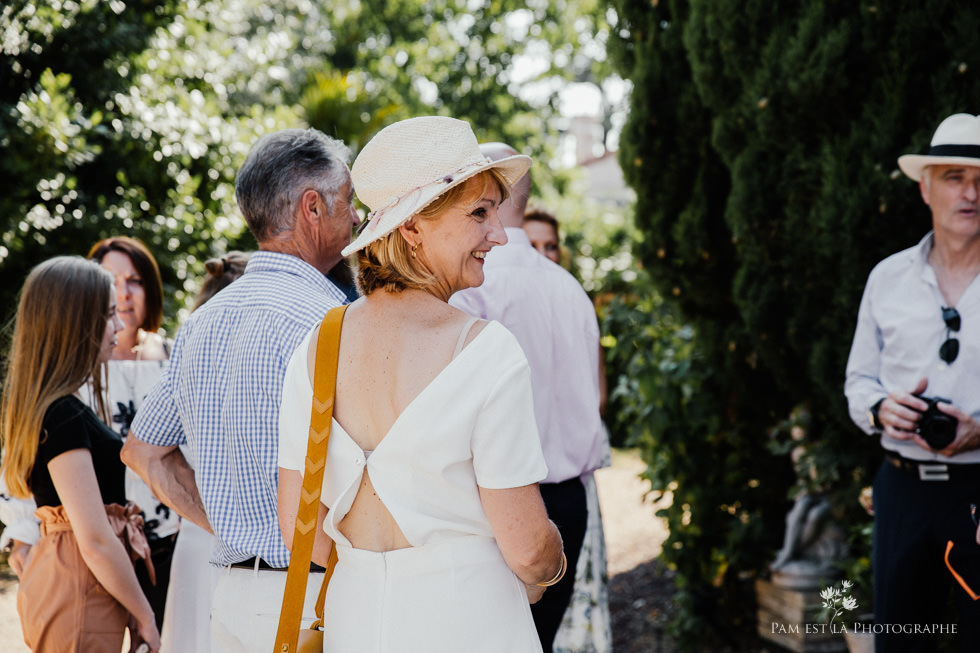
[17,503,153,653]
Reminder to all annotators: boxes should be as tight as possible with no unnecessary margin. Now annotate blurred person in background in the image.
[160,250,250,653]
[521,207,612,652]
[190,251,252,311]
[522,209,562,265]
[88,236,177,628]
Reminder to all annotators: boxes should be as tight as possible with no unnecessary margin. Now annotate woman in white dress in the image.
[278,116,565,653]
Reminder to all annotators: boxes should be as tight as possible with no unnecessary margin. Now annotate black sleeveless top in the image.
[30,395,126,507]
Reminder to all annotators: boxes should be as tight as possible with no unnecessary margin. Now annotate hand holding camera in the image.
[915,395,959,450]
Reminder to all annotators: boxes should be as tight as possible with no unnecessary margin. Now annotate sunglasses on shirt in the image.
[940,306,960,364]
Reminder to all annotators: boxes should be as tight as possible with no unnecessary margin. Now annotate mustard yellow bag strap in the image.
[274,305,347,653]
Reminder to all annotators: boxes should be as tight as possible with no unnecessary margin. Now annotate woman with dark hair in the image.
[522,209,562,265]
[1,256,160,652]
[87,236,168,361]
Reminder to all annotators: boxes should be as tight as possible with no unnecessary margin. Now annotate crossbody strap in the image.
[274,304,348,653]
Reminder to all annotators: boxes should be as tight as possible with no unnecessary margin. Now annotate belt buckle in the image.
[919,463,950,481]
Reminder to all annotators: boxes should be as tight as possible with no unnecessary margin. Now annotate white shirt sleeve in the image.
[278,325,318,471]
[844,270,887,434]
[471,348,548,489]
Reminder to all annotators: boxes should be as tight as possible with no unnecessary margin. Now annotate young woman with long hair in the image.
[1,256,160,652]
[2,238,179,629]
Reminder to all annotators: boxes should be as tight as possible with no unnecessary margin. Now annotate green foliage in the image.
[2,0,617,333]
[0,0,315,329]
[608,0,980,647]
[1,0,176,317]
[602,270,797,645]
[302,0,618,195]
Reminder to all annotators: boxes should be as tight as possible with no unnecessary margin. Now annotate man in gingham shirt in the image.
[122,128,359,653]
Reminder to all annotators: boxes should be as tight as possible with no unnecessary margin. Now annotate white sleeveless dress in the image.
[278,319,547,653]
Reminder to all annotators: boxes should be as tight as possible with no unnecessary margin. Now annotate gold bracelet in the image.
[536,552,567,587]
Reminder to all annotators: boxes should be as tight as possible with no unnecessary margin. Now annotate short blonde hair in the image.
[356,170,509,295]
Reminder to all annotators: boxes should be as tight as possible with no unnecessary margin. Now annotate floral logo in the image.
[821,580,859,627]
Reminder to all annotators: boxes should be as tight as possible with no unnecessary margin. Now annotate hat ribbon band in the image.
[928,144,980,158]
[360,159,493,235]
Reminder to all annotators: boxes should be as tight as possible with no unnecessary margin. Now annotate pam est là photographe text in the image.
[769,622,957,636]
[769,579,957,636]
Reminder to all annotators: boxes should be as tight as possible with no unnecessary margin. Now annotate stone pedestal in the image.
[756,578,846,652]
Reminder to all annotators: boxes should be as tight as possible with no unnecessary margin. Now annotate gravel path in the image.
[0,449,669,652]
[0,565,26,653]
[597,450,679,653]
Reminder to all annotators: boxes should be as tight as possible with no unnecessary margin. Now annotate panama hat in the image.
[342,116,531,256]
[898,113,980,181]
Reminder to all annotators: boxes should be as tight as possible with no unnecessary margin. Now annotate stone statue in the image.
[769,493,848,589]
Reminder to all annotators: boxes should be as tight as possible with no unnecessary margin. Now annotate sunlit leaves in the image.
[1,0,620,326]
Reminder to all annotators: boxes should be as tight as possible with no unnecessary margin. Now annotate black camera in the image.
[916,396,958,450]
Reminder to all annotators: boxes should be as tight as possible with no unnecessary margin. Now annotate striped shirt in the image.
[131,251,348,567]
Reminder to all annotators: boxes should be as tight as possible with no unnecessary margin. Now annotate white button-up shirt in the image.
[845,231,980,463]
[452,228,606,483]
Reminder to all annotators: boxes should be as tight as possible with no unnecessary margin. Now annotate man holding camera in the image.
[845,113,980,652]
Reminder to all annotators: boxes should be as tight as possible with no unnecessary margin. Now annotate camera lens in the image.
[917,397,957,449]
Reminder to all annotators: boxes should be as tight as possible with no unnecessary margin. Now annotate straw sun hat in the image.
[898,113,980,182]
[342,116,531,257]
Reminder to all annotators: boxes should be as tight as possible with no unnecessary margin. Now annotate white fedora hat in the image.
[342,116,531,256]
[898,113,980,181]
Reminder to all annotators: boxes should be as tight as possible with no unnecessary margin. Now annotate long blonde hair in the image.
[1,256,113,498]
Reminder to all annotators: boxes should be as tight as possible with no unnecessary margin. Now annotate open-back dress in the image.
[278,319,548,653]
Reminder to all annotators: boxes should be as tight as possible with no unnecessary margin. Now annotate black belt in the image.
[885,451,980,482]
[229,556,325,573]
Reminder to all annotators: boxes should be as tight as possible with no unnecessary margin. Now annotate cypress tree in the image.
[610,0,980,645]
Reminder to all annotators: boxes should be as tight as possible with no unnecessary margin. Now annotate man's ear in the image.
[299,189,322,226]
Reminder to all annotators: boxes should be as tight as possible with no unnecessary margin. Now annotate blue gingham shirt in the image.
[131,252,348,567]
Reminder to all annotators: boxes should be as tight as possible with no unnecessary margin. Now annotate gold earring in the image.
[411,242,420,258]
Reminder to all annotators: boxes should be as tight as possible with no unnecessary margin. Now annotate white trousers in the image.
[210,563,324,653]
[321,536,541,653]
[160,521,219,653]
